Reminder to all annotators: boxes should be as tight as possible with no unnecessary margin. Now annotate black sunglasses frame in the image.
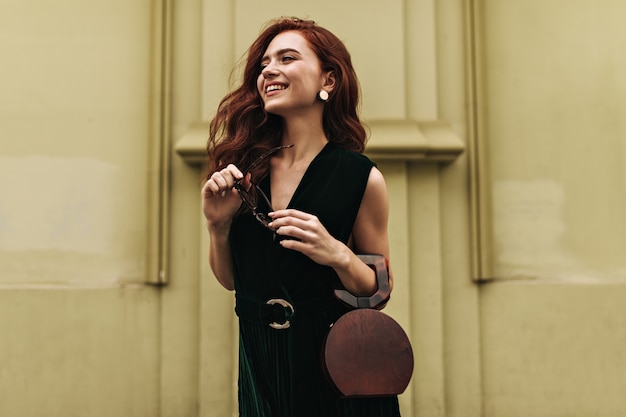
[233,144,294,229]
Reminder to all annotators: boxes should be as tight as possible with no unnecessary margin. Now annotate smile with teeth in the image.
[266,84,287,93]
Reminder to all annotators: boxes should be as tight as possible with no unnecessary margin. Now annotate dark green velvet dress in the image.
[230,142,401,417]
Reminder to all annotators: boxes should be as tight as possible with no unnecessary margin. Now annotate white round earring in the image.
[317,90,329,102]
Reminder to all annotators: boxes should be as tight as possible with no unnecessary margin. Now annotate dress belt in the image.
[235,294,337,330]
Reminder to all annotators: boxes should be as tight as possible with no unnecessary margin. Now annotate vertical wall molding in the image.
[465,0,493,281]
[147,0,172,285]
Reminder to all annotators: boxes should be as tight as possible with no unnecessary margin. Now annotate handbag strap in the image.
[333,254,390,309]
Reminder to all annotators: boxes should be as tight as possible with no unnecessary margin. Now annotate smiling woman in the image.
[256,34,329,117]
[201,17,399,417]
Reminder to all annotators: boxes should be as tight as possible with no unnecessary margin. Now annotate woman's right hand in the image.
[201,164,244,230]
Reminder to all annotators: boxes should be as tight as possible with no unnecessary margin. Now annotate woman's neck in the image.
[280,114,328,163]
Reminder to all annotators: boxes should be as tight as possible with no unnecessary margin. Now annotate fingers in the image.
[269,210,343,267]
[269,209,313,222]
[203,164,244,198]
[268,210,323,242]
[269,210,317,229]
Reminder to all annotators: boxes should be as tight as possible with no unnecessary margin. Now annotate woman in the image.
[202,17,400,417]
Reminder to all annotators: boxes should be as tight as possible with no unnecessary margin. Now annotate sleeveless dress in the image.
[229,142,401,417]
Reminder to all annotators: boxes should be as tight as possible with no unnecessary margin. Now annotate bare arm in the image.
[207,221,235,291]
[334,167,392,294]
[201,164,244,291]
[349,167,393,292]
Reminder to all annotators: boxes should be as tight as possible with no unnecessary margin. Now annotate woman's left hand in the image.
[268,209,345,268]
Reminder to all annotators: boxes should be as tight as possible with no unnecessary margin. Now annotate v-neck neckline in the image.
[261,141,333,211]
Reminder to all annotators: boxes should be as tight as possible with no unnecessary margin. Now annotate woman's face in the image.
[257,31,330,117]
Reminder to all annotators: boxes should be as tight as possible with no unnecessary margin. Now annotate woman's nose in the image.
[261,63,278,78]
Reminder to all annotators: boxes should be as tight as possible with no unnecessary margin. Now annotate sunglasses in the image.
[233,144,294,230]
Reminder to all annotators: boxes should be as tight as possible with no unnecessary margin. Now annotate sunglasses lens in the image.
[237,144,293,231]
[238,185,274,230]
[239,187,258,208]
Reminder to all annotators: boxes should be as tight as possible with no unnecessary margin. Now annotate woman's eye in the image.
[260,55,295,72]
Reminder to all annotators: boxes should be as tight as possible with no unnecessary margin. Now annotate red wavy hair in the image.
[205,17,367,179]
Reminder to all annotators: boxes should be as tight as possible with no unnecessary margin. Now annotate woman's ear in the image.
[323,71,336,93]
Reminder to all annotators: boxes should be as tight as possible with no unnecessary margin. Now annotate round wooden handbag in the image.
[322,255,414,397]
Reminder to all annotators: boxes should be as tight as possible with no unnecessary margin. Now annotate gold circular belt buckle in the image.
[266,298,294,329]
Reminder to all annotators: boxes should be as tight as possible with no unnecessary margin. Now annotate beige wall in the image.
[0,1,164,416]
[472,1,626,416]
[1,0,624,416]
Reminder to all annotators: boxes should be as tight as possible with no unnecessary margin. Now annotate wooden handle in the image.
[333,254,390,309]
